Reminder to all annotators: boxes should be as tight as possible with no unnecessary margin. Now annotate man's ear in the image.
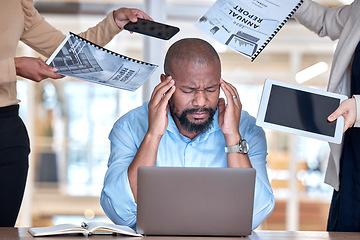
[160,74,167,82]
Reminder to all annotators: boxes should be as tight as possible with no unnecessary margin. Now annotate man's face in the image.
[168,59,221,136]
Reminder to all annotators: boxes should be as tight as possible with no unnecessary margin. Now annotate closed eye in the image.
[181,88,196,94]
[205,85,219,92]
[180,85,219,93]
[205,88,217,93]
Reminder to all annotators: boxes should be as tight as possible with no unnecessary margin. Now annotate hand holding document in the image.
[194,0,303,61]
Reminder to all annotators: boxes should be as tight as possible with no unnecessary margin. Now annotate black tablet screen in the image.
[264,85,339,137]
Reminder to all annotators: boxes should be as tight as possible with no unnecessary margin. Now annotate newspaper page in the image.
[194,0,302,61]
[46,33,157,91]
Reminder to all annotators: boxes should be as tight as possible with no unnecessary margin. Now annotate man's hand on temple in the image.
[218,78,242,146]
[147,76,176,139]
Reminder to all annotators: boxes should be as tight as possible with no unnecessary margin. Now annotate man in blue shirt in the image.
[101,38,275,230]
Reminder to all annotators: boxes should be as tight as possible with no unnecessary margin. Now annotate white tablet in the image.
[256,79,348,144]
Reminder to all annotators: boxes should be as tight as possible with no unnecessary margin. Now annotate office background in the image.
[16,0,350,231]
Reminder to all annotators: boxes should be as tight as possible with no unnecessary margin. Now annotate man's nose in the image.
[192,90,207,107]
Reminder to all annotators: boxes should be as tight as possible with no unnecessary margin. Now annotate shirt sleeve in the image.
[242,113,275,230]
[0,58,16,85]
[20,0,121,58]
[100,118,138,228]
[293,0,353,40]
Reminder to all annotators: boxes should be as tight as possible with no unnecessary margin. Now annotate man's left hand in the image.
[113,7,153,30]
[218,78,242,145]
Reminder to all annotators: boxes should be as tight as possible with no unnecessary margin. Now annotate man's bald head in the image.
[164,38,221,76]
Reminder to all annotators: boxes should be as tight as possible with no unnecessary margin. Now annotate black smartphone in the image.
[124,18,180,40]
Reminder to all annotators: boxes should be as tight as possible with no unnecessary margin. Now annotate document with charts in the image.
[46,32,157,91]
[194,0,303,61]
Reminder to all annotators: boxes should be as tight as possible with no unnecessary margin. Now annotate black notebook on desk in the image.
[46,32,157,91]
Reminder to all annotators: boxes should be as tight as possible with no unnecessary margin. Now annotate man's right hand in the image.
[147,76,175,139]
[127,76,175,202]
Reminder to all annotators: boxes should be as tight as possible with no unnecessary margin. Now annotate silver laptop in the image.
[136,167,256,236]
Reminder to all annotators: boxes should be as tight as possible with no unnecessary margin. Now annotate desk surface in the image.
[3,228,360,240]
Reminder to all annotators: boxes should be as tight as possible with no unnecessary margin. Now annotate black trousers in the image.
[0,105,30,227]
[327,40,360,232]
[327,128,360,231]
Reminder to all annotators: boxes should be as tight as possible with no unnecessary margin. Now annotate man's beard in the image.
[171,104,216,134]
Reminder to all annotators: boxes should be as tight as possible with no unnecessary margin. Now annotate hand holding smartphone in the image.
[124,18,180,40]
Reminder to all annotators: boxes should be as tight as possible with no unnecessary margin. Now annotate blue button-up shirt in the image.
[101,101,275,230]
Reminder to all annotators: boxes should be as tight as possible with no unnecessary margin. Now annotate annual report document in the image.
[194,0,303,61]
[46,32,158,91]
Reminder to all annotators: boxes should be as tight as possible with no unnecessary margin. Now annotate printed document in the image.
[194,0,302,60]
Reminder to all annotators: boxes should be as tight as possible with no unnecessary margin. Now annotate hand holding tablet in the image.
[256,79,348,144]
